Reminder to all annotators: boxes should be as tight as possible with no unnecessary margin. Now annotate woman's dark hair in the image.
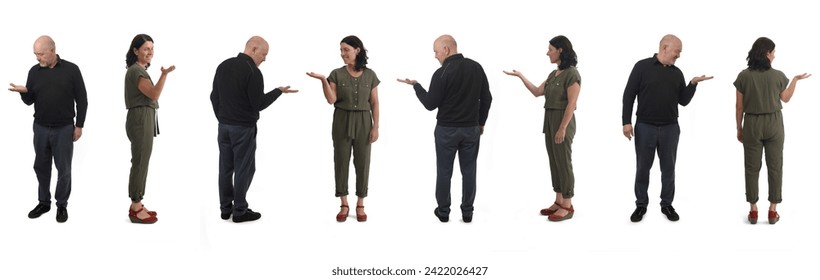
[341,35,368,71]
[126,34,153,69]
[747,37,774,71]
[549,35,578,70]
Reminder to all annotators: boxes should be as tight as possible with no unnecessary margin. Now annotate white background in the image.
[1,0,818,279]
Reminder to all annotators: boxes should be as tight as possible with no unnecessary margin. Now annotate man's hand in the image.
[73,127,83,142]
[277,86,299,93]
[396,78,417,85]
[623,124,634,140]
[691,75,714,84]
[8,83,27,93]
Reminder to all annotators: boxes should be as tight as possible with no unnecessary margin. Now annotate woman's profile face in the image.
[340,42,358,66]
[547,44,561,64]
[134,41,154,66]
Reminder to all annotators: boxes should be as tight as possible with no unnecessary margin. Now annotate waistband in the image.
[34,122,73,128]
[744,110,781,116]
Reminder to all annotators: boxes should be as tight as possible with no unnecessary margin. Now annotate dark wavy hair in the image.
[747,37,774,71]
[341,35,368,71]
[125,34,153,69]
[549,35,578,70]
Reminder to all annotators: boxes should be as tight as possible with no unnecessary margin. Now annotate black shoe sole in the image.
[661,210,680,221]
[232,212,261,223]
[56,208,67,223]
[28,208,51,219]
[630,208,647,222]
[434,209,449,223]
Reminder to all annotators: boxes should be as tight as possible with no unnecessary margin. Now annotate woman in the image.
[734,37,810,225]
[307,35,380,222]
[124,34,175,224]
[504,35,580,222]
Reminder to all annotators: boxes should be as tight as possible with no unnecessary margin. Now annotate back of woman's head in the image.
[747,37,774,71]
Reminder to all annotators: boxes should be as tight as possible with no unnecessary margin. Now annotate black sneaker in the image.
[434,209,449,223]
[661,206,680,221]
[232,209,261,223]
[630,206,647,222]
[56,207,68,223]
[462,214,473,223]
[221,204,233,220]
[28,204,51,219]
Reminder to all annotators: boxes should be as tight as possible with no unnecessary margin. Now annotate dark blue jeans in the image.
[633,122,680,208]
[218,124,257,216]
[434,125,481,217]
[33,123,74,207]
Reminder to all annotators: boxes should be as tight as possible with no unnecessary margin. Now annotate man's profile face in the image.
[34,44,56,68]
[660,42,682,65]
[434,42,447,65]
[251,45,269,67]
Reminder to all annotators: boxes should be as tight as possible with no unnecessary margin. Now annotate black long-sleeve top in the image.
[413,54,492,127]
[20,56,88,127]
[210,53,282,127]
[622,54,697,126]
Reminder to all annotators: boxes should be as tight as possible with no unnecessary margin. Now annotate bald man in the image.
[622,34,712,222]
[210,36,297,223]
[8,36,88,223]
[398,35,493,223]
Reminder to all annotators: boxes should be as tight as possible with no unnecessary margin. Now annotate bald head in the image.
[245,36,268,52]
[659,35,681,51]
[33,35,57,68]
[433,34,458,65]
[435,35,457,51]
[34,35,55,50]
[657,34,682,65]
[244,36,269,67]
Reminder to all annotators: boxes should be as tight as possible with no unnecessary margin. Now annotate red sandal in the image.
[548,205,574,222]
[748,210,758,224]
[540,203,560,216]
[336,205,349,222]
[356,206,367,222]
[129,208,158,224]
[141,203,157,216]
[768,211,780,225]
[129,204,157,217]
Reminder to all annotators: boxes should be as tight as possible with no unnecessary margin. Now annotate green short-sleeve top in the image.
[327,67,380,111]
[543,66,581,110]
[733,68,788,114]
[124,64,158,109]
